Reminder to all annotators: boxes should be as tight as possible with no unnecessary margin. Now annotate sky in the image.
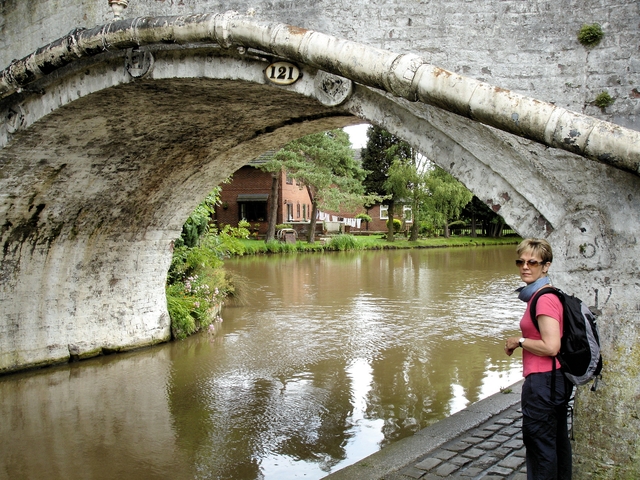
[343,123,370,149]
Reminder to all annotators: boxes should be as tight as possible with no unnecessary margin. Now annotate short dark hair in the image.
[516,238,553,263]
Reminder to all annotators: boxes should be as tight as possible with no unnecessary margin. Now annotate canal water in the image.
[0,245,525,480]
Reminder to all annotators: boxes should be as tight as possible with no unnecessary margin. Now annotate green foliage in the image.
[174,188,220,248]
[165,269,228,340]
[578,23,604,47]
[355,213,372,223]
[448,220,466,228]
[327,234,361,251]
[266,129,382,243]
[425,166,473,237]
[419,220,438,237]
[386,218,403,233]
[233,235,520,254]
[273,129,377,212]
[168,244,222,285]
[243,243,260,255]
[361,125,413,198]
[363,126,430,241]
[265,240,284,253]
[275,223,293,230]
[166,187,241,339]
[207,220,250,257]
[166,285,197,340]
[594,91,614,108]
[461,196,509,237]
[263,240,300,253]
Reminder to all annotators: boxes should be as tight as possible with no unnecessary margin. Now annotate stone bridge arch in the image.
[1,9,640,476]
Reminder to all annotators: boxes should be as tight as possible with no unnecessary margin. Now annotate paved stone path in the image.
[384,402,526,480]
[324,381,526,480]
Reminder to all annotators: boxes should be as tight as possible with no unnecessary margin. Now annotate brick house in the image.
[361,203,413,232]
[214,154,412,238]
[215,163,312,237]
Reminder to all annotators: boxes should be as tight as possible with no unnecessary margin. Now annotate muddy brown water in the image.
[0,245,525,480]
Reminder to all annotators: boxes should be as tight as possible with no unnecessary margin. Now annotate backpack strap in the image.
[529,285,561,331]
[529,286,563,401]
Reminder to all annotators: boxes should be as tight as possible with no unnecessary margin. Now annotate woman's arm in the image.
[504,315,561,357]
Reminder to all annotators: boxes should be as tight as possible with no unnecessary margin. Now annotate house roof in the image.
[248,150,277,166]
[237,193,269,202]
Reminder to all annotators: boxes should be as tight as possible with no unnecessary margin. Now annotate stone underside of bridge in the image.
[1,4,640,477]
[0,52,357,369]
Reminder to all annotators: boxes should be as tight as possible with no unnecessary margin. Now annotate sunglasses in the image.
[515,259,546,267]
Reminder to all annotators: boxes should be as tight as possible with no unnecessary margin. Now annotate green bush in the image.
[166,187,254,339]
[578,24,604,47]
[419,220,437,237]
[166,288,197,340]
[166,243,232,339]
[167,245,221,284]
[386,218,403,233]
[265,240,283,253]
[327,234,361,251]
[282,242,299,253]
[165,268,229,340]
[174,190,218,248]
[243,243,259,255]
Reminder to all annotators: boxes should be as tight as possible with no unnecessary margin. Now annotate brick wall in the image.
[217,166,272,235]
[282,176,313,224]
[215,166,315,236]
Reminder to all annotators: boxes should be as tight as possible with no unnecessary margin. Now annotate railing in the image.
[437,225,517,237]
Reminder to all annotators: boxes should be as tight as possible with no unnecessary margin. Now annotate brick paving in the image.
[383,402,526,480]
[324,381,525,480]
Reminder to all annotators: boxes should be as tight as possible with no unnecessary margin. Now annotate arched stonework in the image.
[1,11,640,477]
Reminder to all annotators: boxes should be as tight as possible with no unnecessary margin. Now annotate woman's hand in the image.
[504,316,561,357]
[504,337,520,356]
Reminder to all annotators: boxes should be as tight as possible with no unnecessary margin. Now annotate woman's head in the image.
[516,238,552,283]
[516,238,553,264]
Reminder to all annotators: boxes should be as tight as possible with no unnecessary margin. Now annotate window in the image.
[237,194,268,222]
[296,203,301,218]
[403,205,413,223]
[286,203,294,222]
[302,204,307,220]
[286,174,293,185]
[239,202,267,222]
[379,205,389,220]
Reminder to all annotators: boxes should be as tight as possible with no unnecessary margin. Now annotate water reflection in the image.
[0,348,190,480]
[0,246,524,480]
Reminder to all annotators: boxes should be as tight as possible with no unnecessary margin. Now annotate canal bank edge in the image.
[323,379,524,480]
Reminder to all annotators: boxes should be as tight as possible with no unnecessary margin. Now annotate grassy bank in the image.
[236,234,522,255]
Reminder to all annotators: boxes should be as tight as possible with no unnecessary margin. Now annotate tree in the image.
[425,166,473,238]
[361,126,413,241]
[462,196,486,237]
[252,151,282,243]
[461,196,509,237]
[269,129,378,243]
[265,170,280,242]
[385,149,432,241]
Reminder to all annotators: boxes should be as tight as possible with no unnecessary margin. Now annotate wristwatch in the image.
[519,338,525,348]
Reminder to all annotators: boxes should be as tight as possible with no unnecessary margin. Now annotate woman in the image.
[505,238,572,480]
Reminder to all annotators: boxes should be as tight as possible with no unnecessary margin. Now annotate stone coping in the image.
[323,379,524,480]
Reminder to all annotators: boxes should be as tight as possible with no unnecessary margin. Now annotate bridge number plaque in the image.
[265,62,301,86]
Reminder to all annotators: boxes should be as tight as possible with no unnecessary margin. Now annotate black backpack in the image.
[530,286,603,387]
